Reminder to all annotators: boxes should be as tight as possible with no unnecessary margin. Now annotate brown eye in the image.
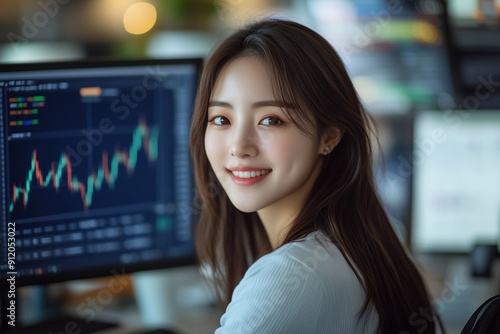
[209,116,230,125]
[260,116,283,126]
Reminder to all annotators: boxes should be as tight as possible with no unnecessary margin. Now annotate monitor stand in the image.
[1,286,116,334]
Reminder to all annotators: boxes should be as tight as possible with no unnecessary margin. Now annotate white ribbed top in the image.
[215,231,379,334]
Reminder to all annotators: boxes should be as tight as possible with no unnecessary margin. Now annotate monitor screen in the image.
[0,59,201,286]
[411,109,500,253]
[306,0,456,115]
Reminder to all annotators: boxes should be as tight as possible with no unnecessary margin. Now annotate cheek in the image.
[204,131,221,164]
[264,133,317,164]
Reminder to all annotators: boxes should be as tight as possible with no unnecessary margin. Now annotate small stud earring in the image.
[323,147,330,155]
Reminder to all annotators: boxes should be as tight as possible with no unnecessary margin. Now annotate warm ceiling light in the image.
[123,2,157,35]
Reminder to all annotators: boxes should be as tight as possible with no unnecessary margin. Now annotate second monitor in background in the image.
[307,0,457,115]
[412,109,500,254]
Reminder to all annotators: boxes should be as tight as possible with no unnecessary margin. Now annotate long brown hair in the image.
[190,19,443,334]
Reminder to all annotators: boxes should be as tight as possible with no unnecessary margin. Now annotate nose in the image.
[229,128,258,158]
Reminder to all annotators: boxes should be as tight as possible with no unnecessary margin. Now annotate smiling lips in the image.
[227,168,272,185]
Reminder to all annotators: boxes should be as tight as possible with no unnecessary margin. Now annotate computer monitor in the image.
[306,0,457,115]
[411,109,500,253]
[0,58,201,330]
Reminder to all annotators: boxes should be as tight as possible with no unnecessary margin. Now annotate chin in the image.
[230,202,259,213]
[226,195,263,213]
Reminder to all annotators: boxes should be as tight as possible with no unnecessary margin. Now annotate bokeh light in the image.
[123,2,157,35]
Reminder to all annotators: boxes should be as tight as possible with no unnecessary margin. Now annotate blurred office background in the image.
[1,0,499,333]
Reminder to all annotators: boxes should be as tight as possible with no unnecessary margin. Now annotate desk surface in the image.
[16,257,499,334]
[94,302,222,334]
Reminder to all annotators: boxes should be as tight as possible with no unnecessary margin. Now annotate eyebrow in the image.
[208,100,294,109]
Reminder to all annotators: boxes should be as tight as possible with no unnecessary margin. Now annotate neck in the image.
[258,206,298,249]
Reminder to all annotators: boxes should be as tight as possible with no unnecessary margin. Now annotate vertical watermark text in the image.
[5,221,17,327]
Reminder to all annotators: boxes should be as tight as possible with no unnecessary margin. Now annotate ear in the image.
[318,127,343,156]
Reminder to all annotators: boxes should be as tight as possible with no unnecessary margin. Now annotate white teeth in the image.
[232,170,269,178]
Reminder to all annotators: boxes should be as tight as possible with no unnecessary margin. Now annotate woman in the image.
[190,18,442,333]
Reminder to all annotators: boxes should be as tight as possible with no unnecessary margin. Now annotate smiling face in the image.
[204,56,327,224]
